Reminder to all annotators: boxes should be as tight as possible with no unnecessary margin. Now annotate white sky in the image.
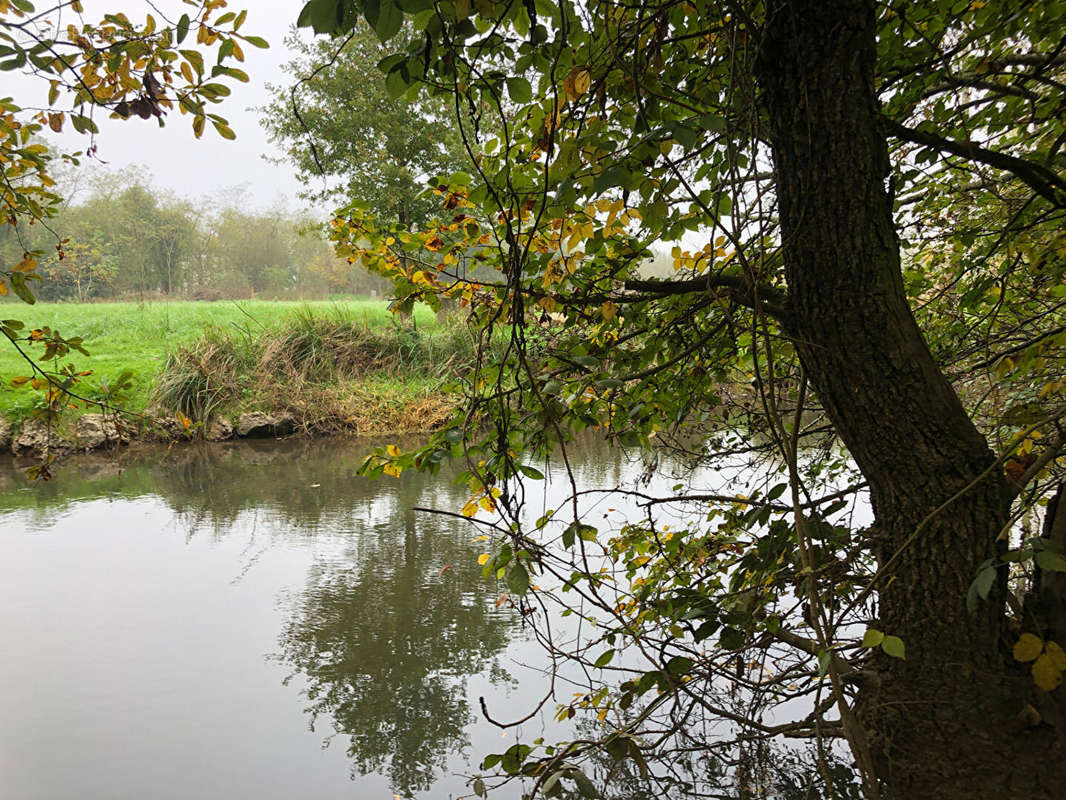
[7,0,319,210]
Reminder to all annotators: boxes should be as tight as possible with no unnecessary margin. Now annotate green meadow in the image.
[0,299,442,421]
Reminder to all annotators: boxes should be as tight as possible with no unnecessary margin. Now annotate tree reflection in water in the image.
[0,435,637,796]
[272,458,519,796]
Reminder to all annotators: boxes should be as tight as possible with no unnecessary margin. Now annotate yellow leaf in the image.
[1047,640,1066,671]
[562,68,591,101]
[479,496,496,512]
[477,553,491,565]
[14,256,37,273]
[573,68,591,96]
[1032,653,1064,691]
[601,301,617,321]
[462,500,480,517]
[386,444,401,457]
[1013,633,1044,663]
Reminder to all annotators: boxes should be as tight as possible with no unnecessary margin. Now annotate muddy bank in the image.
[0,401,453,461]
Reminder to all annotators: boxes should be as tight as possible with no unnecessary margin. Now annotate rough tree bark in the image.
[755,1,1064,796]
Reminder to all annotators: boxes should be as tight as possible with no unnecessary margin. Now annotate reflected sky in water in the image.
[0,438,633,800]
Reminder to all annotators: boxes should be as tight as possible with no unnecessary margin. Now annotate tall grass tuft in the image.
[152,308,484,432]
[153,328,255,420]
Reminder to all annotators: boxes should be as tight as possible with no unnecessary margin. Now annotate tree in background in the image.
[0,0,262,415]
[307,0,1066,797]
[260,23,468,229]
[0,160,385,302]
[40,234,116,302]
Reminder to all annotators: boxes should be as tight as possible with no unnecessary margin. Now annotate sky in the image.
[10,1,319,210]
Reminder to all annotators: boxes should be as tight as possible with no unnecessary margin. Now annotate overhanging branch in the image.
[624,274,790,320]
[884,118,1066,208]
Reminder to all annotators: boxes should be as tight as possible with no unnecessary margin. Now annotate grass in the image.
[152,305,477,433]
[0,298,444,423]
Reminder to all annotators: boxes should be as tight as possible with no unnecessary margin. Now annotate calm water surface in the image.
[0,437,636,800]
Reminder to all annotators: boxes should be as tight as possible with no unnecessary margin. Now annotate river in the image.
[0,436,650,800]
[0,433,855,799]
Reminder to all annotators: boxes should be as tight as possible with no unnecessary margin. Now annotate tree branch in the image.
[884,118,1066,208]
[624,274,790,320]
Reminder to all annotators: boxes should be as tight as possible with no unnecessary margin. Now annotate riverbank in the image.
[0,299,473,457]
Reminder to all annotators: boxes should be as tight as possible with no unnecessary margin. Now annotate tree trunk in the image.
[756,1,1064,796]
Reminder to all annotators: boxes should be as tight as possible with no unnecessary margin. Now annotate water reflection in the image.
[0,437,638,798]
[273,469,516,795]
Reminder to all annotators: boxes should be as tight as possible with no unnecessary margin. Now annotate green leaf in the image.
[881,635,906,659]
[385,69,408,101]
[567,769,601,798]
[1035,549,1066,573]
[518,464,545,480]
[816,649,831,677]
[666,655,694,676]
[8,272,35,304]
[967,564,997,611]
[719,627,744,650]
[500,743,532,775]
[297,0,344,34]
[507,76,533,103]
[212,120,236,140]
[766,482,788,501]
[540,771,563,795]
[218,38,235,63]
[507,562,530,595]
[180,49,204,76]
[860,628,884,648]
[176,14,190,44]
[365,0,403,41]
[70,114,98,134]
[671,123,699,149]
[594,649,615,668]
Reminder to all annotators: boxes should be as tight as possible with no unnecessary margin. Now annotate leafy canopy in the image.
[296,0,1066,796]
[260,22,469,228]
[1,0,262,420]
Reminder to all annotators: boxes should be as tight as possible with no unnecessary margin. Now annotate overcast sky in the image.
[12,1,321,210]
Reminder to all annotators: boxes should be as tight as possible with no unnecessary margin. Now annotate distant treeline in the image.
[0,168,390,302]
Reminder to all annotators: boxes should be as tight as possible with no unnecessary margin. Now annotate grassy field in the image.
[0,299,443,421]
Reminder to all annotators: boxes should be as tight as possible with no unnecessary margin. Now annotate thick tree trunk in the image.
[756,1,1064,796]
